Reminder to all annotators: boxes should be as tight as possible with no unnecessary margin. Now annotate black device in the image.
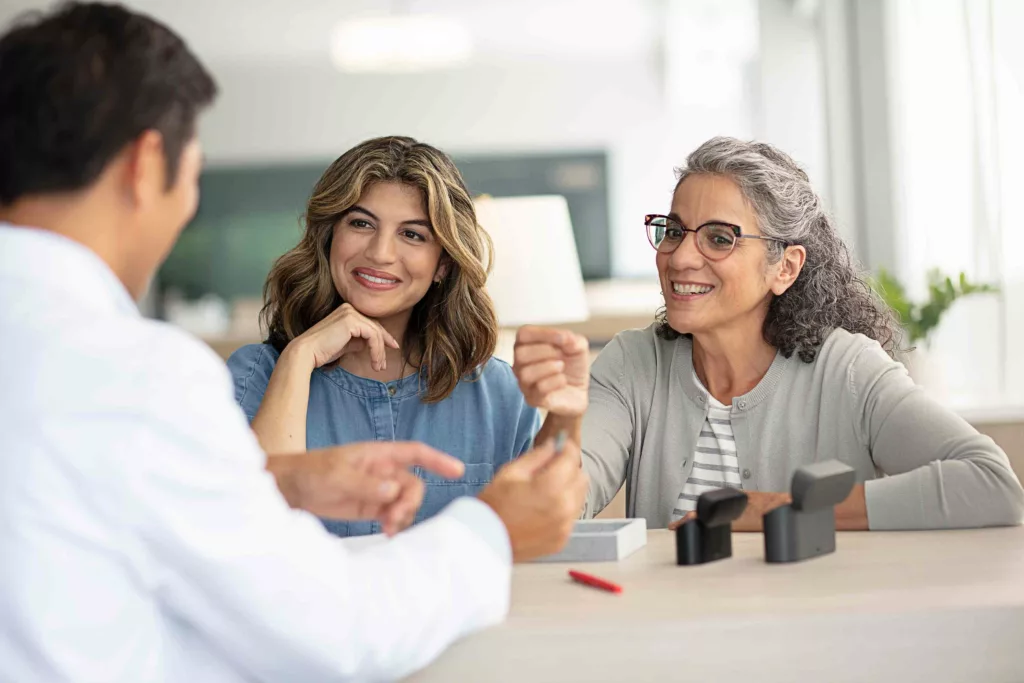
[763,460,856,563]
[675,488,748,565]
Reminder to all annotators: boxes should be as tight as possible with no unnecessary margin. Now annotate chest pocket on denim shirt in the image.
[415,462,495,523]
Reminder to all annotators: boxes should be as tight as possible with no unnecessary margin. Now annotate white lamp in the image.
[475,195,590,362]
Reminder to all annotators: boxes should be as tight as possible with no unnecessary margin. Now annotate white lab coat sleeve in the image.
[118,337,512,683]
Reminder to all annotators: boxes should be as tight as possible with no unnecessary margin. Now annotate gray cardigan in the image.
[581,324,1024,530]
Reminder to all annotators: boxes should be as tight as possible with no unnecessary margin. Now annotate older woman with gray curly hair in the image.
[513,136,1024,531]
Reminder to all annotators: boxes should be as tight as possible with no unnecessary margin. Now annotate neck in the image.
[691,316,777,405]
[337,308,418,382]
[0,191,138,299]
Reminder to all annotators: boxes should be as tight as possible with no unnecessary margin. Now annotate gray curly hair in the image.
[656,136,901,362]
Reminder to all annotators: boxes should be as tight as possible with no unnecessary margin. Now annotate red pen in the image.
[568,569,623,594]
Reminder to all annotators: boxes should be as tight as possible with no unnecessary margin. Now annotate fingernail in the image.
[378,481,399,499]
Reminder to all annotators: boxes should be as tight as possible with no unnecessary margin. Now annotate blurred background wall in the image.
[1,0,1022,430]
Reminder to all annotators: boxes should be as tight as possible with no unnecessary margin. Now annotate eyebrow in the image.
[667,213,741,230]
[344,205,434,231]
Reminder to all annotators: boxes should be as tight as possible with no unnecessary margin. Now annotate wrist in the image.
[280,338,317,374]
[543,413,584,433]
[755,491,792,513]
[265,454,305,509]
[547,398,588,419]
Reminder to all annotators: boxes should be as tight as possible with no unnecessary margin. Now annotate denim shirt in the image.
[227,344,540,537]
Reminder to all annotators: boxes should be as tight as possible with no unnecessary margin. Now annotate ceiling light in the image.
[330,15,473,73]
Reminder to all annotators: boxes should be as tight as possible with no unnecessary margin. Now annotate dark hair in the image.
[657,137,901,362]
[0,2,217,205]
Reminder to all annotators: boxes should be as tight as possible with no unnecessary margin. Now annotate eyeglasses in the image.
[644,214,789,261]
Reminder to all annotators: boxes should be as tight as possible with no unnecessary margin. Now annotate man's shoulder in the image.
[111,319,230,385]
[44,316,233,405]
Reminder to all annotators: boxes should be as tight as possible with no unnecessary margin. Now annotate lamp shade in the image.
[475,195,589,327]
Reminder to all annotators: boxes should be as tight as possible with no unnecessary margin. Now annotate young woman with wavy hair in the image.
[228,136,539,537]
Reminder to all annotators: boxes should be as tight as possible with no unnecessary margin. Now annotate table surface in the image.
[405,527,1024,683]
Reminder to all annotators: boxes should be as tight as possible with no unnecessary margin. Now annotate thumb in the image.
[561,331,589,356]
[504,437,559,479]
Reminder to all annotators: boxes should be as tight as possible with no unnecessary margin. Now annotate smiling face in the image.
[329,180,446,326]
[658,173,791,338]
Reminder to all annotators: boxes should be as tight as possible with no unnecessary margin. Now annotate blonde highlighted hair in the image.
[261,136,497,403]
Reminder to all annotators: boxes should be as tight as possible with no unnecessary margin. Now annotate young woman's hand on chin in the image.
[513,326,590,417]
[287,303,400,372]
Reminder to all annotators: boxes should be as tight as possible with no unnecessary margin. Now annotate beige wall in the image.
[977,422,1024,481]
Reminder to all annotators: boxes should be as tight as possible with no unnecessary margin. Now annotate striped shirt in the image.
[671,374,743,520]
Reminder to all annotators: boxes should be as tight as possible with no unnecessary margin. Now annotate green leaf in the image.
[869,268,999,345]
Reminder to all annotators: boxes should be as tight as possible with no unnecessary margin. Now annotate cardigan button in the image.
[742,468,752,480]
[737,400,747,409]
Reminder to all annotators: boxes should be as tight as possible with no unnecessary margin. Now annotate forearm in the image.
[535,412,582,450]
[161,457,511,682]
[732,491,791,531]
[864,452,1024,530]
[835,484,868,530]
[850,344,1024,529]
[264,452,305,509]
[732,486,866,532]
[250,343,314,454]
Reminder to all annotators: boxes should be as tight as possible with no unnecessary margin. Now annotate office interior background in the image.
[3,0,1022,458]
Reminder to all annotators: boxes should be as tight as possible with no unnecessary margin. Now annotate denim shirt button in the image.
[388,385,396,397]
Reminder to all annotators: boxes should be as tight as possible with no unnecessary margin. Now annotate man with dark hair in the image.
[0,1,216,206]
[0,4,587,682]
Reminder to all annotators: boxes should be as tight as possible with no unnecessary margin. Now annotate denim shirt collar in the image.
[317,364,424,400]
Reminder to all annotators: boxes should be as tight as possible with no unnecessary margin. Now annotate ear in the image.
[433,261,449,283]
[770,245,806,296]
[124,130,167,208]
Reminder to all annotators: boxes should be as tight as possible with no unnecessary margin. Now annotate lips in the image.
[353,267,401,290]
[671,282,712,294]
[671,281,715,297]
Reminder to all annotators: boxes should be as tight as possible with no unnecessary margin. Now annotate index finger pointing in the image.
[383,442,466,479]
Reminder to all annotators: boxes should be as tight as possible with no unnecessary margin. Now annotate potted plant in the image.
[870,269,999,390]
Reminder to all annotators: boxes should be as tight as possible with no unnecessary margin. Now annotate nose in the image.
[365,230,398,264]
[666,231,706,272]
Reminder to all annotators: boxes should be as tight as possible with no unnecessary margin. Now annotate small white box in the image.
[534,518,648,563]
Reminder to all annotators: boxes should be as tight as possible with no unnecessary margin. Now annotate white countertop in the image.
[406,527,1024,682]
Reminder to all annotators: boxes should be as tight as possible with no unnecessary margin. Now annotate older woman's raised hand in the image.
[513,326,590,417]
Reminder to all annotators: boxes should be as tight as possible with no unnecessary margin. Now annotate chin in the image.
[351,299,404,320]
[665,314,706,336]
